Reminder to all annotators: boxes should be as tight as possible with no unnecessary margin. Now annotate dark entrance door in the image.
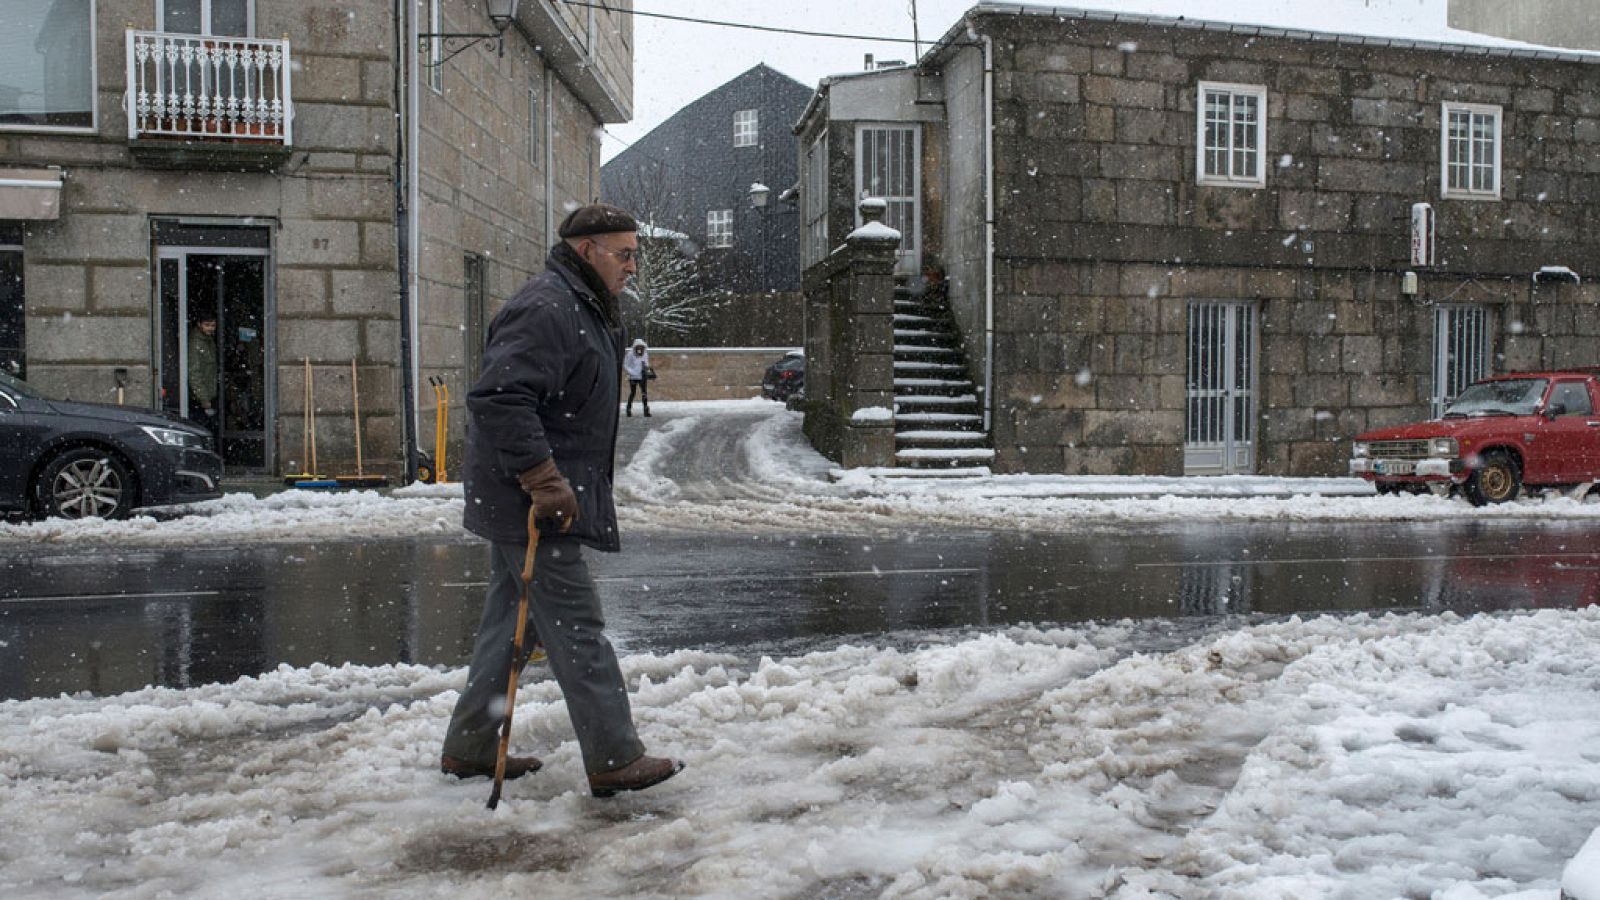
[155,238,271,471]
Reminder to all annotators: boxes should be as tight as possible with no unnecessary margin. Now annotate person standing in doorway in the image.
[440,203,684,798]
[623,338,651,417]
[187,314,219,435]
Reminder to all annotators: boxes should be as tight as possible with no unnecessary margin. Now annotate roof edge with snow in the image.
[920,2,1600,69]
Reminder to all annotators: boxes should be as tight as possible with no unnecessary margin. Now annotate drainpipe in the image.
[393,0,419,482]
[407,0,424,476]
[981,31,996,434]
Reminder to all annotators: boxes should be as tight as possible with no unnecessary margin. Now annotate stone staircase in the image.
[892,284,993,471]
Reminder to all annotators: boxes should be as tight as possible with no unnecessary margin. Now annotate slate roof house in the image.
[602,64,813,297]
[796,3,1600,476]
[0,0,631,479]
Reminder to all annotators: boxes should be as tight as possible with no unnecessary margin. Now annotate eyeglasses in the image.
[588,242,637,263]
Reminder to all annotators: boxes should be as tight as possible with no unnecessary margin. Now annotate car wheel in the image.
[36,447,136,520]
[1463,450,1521,507]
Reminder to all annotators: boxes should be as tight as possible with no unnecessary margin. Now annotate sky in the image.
[602,0,1534,161]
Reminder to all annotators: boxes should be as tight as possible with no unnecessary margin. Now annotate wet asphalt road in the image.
[3,519,1598,701]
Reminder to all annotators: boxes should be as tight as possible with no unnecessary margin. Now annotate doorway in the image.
[1432,304,1490,417]
[1184,301,1257,474]
[155,236,271,471]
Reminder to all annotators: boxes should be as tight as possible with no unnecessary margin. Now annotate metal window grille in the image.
[855,124,919,268]
[802,133,828,267]
[1185,301,1257,473]
[1443,105,1499,196]
[733,109,758,147]
[1199,84,1264,185]
[1433,305,1489,416]
[706,209,733,248]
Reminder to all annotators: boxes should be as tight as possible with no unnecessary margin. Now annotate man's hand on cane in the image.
[518,458,579,531]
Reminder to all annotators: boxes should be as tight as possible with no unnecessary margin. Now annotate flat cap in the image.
[558,203,638,239]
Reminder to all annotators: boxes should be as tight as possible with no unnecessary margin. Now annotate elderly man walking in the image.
[440,203,683,798]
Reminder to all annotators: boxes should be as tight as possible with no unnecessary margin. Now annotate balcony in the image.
[125,30,294,171]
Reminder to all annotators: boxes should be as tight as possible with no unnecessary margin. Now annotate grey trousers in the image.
[442,537,645,775]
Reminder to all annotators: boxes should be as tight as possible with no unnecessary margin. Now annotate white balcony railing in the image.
[126,30,293,144]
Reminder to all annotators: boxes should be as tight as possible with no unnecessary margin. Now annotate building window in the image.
[1441,103,1501,199]
[1197,82,1266,187]
[733,109,758,147]
[159,0,254,36]
[426,0,442,92]
[0,0,97,131]
[801,133,828,268]
[0,224,23,379]
[855,124,920,269]
[706,209,733,248]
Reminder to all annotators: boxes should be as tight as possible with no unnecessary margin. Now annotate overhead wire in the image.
[559,1,923,44]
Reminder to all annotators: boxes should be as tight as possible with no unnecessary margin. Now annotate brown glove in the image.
[518,458,579,531]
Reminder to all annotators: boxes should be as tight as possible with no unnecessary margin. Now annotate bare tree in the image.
[623,233,713,339]
[606,160,719,340]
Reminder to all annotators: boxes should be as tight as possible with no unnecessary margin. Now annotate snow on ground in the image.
[2,608,1598,897]
[2,401,1597,546]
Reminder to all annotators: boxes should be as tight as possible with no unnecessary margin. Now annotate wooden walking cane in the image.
[487,506,540,810]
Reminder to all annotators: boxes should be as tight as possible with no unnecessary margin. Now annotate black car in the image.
[0,371,223,520]
[761,350,805,402]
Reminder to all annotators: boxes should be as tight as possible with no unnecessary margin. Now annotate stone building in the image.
[796,3,1600,476]
[0,0,632,479]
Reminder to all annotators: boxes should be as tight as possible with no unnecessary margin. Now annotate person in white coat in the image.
[623,338,651,417]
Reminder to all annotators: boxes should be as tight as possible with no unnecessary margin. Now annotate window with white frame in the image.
[0,0,97,131]
[801,133,828,268]
[1441,103,1501,199]
[706,209,733,248]
[159,0,254,36]
[733,109,759,147]
[856,124,920,269]
[1197,82,1266,187]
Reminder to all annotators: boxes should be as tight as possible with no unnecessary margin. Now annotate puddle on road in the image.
[2,521,1596,700]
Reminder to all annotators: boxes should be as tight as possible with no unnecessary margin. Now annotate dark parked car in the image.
[0,371,223,520]
[761,350,805,403]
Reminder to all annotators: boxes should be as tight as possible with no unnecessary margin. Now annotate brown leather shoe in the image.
[440,754,543,781]
[588,755,684,798]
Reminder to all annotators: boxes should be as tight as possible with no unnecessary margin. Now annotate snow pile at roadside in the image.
[0,487,466,546]
[1,608,1596,897]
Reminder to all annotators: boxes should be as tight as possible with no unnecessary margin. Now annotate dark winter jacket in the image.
[461,244,625,550]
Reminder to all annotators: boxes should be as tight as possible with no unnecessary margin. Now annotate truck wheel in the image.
[1463,451,1521,506]
[1375,481,1402,495]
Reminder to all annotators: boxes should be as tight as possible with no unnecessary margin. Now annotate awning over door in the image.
[0,168,63,220]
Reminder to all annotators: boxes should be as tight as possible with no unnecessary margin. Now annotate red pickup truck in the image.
[1349,370,1600,506]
